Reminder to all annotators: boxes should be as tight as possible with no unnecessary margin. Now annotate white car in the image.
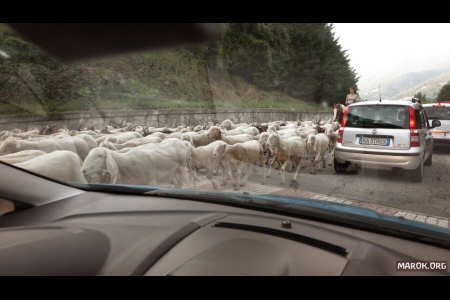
[423,101,450,144]
[334,99,440,182]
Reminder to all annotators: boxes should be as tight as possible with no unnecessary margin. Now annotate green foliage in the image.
[0,23,357,115]
[414,91,428,103]
[437,82,450,101]
[202,23,358,105]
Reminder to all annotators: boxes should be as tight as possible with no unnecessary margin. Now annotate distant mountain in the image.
[360,68,450,100]
[393,72,450,100]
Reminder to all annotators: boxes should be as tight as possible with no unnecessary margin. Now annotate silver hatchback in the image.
[334,99,441,182]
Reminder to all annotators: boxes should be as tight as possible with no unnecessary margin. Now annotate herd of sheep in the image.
[0,113,342,191]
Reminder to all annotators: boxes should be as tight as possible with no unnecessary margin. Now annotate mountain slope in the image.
[360,68,450,100]
[393,72,450,100]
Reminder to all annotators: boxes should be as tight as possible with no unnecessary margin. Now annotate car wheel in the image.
[334,158,348,174]
[411,160,424,182]
[424,153,432,166]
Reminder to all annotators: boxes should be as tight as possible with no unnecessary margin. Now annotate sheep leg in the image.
[281,160,289,185]
[293,158,302,181]
[192,168,204,188]
[229,161,240,190]
[265,156,277,178]
[219,163,228,186]
[322,153,326,169]
[227,161,235,182]
[241,167,249,187]
[206,166,219,190]
[263,157,276,184]
[329,150,334,166]
[259,156,265,183]
[206,162,213,180]
[235,163,242,190]
[310,159,316,174]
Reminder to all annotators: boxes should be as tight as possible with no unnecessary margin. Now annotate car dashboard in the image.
[0,190,448,276]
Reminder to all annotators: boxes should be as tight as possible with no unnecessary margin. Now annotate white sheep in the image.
[223,140,265,190]
[0,136,92,161]
[221,133,257,145]
[183,126,222,147]
[190,140,228,189]
[0,150,47,164]
[82,139,192,187]
[265,133,307,184]
[15,150,87,183]
[102,131,143,144]
[220,119,236,131]
[307,133,330,174]
[193,125,203,132]
[100,136,162,151]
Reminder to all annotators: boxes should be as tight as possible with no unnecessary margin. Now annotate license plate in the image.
[359,136,390,146]
[433,132,447,137]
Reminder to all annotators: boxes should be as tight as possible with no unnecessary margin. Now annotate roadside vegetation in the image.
[0,23,357,115]
[437,82,450,101]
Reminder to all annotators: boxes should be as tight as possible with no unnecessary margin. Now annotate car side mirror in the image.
[432,120,441,128]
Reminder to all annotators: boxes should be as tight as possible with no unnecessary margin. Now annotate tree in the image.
[216,23,358,105]
[414,91,428,103]
[437,82,450,101]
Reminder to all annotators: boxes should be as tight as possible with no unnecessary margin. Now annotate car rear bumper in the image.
[431,130,450,141]
[335,147,422,170]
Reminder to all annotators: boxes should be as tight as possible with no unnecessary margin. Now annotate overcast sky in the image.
[332,23,450,86]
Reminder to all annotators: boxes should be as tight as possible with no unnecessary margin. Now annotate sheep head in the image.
[258,132,269,151]
[208,126,221,140]
[220,119,233,130]
[82,147,119,184]
[306,135,316,153]
[267,134,280,154]
[0,137,20,155]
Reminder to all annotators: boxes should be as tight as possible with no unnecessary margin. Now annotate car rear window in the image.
[346,105,410,129]
[423,106,450,120]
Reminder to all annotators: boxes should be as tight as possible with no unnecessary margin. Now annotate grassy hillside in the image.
[1,24,352,116]
[0,49,326,115]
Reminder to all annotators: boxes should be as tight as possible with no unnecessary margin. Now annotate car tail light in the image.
[410,130,420,147]
[337,107,349,143]
[409,106,420,147]
[341,106,349,127]
[337,129,344,143]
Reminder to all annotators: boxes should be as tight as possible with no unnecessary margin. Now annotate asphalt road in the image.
[214,144,450,219]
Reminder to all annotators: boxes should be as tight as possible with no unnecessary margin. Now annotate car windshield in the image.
[424,106,450,120]
[1,23,449,235]
[346,105,409,129]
